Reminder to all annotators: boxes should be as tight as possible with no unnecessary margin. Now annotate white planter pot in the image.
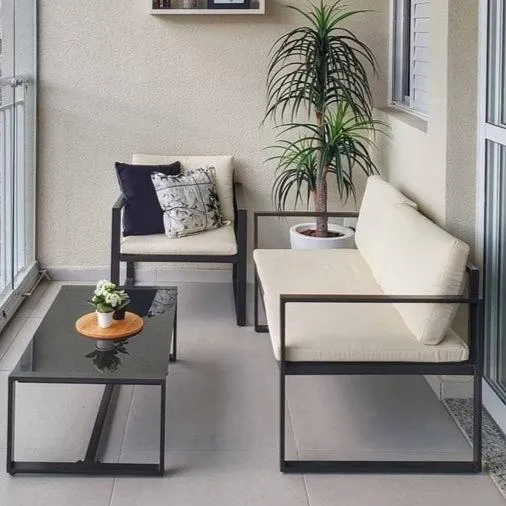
[96,310,113,329]
[343,217,359,231]
[289,223,355,250]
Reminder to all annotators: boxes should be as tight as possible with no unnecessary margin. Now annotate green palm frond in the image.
[267,104,386,210]
[266,0,378,124]
[264,1,387,234]
[267,138,319,211]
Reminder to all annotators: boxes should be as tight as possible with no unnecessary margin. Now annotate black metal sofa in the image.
[253,176,483,474]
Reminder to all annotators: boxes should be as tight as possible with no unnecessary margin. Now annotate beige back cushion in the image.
[355,176,417,281]
[379,204,469,345]
[132,154,235,222]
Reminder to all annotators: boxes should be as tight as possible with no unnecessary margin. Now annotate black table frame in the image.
[6,294,178,477]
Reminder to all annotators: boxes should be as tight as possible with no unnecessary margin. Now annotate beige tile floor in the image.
[0,281,503,506]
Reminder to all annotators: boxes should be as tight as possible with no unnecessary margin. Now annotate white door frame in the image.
[476,0,506,434]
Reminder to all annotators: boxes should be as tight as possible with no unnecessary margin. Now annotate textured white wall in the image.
[377,0,450,225]
[445,0,479,251]
[37,0,390,272]
[376,0,479,343]
[377,0,479,253]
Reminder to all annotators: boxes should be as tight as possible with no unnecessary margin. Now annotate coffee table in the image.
[7,285,177,476]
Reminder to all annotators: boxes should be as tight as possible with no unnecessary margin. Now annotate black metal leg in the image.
[234,209,247,327]
[111,256,120,286]
[6,378,15,475]
[83,384,115,463]
[235,257,247,327]
[280,364,286,472]
[254,269,259,330]
[254,272,269,333]
[232,264,237,298]
[126,262,135,286]
[170,303,177,362]
[473,368,483,471]
[159,381,166,476]
[110,209,121,286]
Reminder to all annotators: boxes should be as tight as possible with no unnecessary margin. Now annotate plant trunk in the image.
[315,177,328,237]
[315,109,328,237]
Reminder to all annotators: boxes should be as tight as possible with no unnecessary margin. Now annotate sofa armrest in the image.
[279,294,477,305]
[233,183,247,253]
[110,194,126,284]
[113,194,126,211]
[111,194,125,233]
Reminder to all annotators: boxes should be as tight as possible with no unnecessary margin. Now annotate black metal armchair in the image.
[110,181,247,326]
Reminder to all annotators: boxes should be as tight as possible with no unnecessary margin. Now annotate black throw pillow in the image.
[116,161,181,236]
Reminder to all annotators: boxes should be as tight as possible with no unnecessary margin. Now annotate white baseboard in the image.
[46,265,241,284]
[425,375,474,400]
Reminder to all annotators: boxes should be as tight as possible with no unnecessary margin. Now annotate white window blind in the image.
[410,0,430,115]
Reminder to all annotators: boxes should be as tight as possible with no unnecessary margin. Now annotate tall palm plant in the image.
[266,0,384,237]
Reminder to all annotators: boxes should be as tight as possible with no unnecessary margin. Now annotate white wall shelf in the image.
[151,8,263,14]
[150,0,264,14]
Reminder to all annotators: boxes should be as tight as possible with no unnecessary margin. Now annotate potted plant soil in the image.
[265,1,386,249]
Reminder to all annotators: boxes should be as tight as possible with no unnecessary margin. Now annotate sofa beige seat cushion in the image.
[255,249,379,295]
[121,225,237,256]
[254,249,469,363]
[132,154,235,222]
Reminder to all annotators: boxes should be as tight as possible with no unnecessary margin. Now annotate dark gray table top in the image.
[10,285,177,383]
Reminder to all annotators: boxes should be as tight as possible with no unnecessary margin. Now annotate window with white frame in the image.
[392,0,430,116]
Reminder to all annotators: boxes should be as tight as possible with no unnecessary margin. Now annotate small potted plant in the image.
[88,280,130,329]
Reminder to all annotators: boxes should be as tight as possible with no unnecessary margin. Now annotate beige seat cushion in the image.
[254,249,469,363]
[355,176,417,283]
[379,204,469,345]
[132,154,235,222]
[121,225,237,256]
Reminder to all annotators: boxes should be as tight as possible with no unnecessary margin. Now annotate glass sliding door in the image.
[0,0,37,326]
[483,0,506,404]
[484,142,506,395]
[0,0,15,300]
[13,0,36,283]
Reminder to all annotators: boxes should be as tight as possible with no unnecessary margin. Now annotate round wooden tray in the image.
[75,312,144,340]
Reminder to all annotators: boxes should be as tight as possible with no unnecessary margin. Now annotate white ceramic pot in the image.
[289,223,355,250]
[343,217,359,231]
[96,310,113,329]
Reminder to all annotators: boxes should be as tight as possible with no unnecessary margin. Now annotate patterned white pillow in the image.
[151,168,224,238]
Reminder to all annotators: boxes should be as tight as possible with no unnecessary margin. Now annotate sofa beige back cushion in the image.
[379,204,469,345]
[355,176,417,281]
[132,154,235,222]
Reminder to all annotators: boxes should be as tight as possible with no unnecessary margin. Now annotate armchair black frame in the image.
[111,182,247,326]
[254,211,484,474]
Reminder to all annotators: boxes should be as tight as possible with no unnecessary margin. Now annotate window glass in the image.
[488,0,506,127]
[392,0,429,117]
